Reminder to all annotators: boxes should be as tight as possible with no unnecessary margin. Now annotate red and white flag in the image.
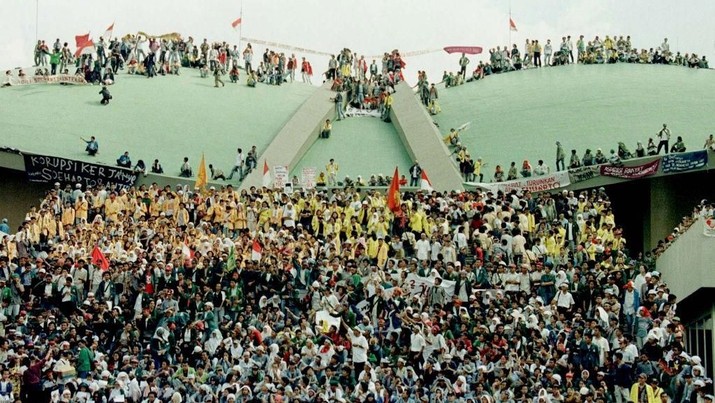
[251,239,263,261]
[509,18,518,32]
[262,161,272,187]
[104,22,115,40]
[182,241,195,261]
[74,33,95,57]
[420,170,433,192]
[231,17,242,29]
[91,245,110,271]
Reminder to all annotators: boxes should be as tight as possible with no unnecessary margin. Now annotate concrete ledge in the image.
[390,82,464,191]
[240,82,336,190]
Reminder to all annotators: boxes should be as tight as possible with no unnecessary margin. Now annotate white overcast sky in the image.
[2,0,714,83]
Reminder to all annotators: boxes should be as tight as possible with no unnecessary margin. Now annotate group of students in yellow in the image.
[10,179,629,277]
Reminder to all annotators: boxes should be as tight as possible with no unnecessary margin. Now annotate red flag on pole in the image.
[509,18,518,32]
[74,33,95,57]
[387,166,401,213]
[104,22,115,40]
[262,161,272,187]
[91,245,110,271]
[231,17,242,28]
[420,170,433,192]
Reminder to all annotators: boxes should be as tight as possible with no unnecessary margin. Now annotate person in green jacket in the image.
[76,338,94,378]
[50,50,61,75]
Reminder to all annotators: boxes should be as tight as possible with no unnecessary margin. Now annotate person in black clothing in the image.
[99,85,112,105]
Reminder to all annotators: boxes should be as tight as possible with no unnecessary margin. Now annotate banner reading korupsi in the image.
[600,159,660,179]
[23,154,138,189]
[475,171,571,194]
[661,150,708,173]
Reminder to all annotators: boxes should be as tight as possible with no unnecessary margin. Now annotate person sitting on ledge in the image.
[134,159,147,176]
[670,136,687,153]
[81,136,98,156]
[179,157,192,177]
[320,119,332,139]
[151,159,164,174]
[116,151,131,168]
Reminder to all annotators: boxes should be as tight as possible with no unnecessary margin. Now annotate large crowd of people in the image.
[0,177,708,403]
[652,201,715,258]
[444,121,714,183]
[440,35,710,88]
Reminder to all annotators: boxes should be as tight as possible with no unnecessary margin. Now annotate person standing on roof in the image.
[458,53,470,79]
[409,161,422,187]
[556,141,566,171]
[301,57,313,85]
[656,124,671,154]
[326,159,339,187]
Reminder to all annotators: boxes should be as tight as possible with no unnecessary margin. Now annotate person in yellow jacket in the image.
[630,373,656,403]
[376,237,389,269]
[366,236,379,260]
[75,195,89,224]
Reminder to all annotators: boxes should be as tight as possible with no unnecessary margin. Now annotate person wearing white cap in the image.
[553,281,575,314]
[346,324,368,375]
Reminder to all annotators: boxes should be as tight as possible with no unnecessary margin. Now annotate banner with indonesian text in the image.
[600,159,660,179]
[6,74,87,86]
[475,171,571,194]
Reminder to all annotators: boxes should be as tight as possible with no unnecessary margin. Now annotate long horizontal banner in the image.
[24,154,138,190]
[600,159,660,179]
[6,74,88,86]
[568,166,601,183]
[475,171,571,194]
[661,150,708,173]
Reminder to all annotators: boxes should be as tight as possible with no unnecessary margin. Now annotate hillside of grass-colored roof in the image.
[432,64,715,175]
[0,72,316,177]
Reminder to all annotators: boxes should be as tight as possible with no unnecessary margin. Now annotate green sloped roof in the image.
[432,64,715,173]
[292,117,413,181]
[0,72,316,176]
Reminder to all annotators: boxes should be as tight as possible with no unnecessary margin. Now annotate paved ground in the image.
[432,64,715,177]
[292,116,413,181]
[0,72,316,177]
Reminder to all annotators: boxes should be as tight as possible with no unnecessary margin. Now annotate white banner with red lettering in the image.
[5,74,88,86]
[472,171,571,194]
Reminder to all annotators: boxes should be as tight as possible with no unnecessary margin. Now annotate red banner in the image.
[443,46,483,55]
[600,159,660,179]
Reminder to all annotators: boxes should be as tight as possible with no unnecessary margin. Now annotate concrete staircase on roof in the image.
[389,81,465,191]
[240,80,466,192]
[240,81,335,190]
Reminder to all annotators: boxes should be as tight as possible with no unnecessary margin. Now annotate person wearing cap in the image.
[553,281,575,314]
[630,373,655,403]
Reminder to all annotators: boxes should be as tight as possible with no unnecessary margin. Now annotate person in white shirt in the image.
[553,282,575,313]
[430,238,442,262]
[415,233,431,261]
[452,225,468,250]
[282,203,296,228]
[544,39,553,66]
[504,264,521,293]
[227,148,244,180]
[348,327,369,374]
[409,326,426,368]
[533,160,550,176]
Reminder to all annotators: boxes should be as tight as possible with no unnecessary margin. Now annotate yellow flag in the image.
[195,153,208,190]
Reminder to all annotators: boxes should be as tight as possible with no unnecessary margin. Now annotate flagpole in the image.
[35,0,39,44]
[238,0,243,52]
[508,1,512,49]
